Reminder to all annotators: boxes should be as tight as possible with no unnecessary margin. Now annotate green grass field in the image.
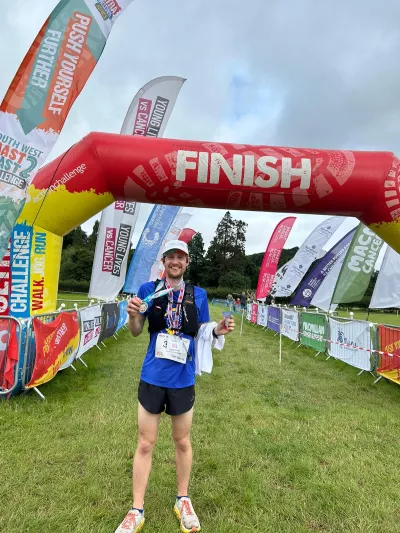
[1,304,400,533]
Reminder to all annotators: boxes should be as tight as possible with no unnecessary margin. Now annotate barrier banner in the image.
[9,223,62,318]
[300,313,326,352]
[246,303,252,321]
[117,300,128,331]
[332,225,384,304]
[256,217,296,300]
[90,76,185,299]
[257,305,268,327]
[0,319,19,390]
[25,311,80,388]
[123,205,180,294]
[291,228,356,307]
[370,247,400,309]
[267,306,281,333]
[281,309,300,341]
[77,304,102,358]
[328,318,372,371]
[0,242,11,316]
[149,211,191,281]
[0,0,135,261]
[272,216,344,297]
[251,303,258,324]
[377,325,400,384]
[98,302,120,342]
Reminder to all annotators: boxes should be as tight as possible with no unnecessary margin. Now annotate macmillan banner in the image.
[291,228,356,308]
[331,225,384,304]
[256,217,296,300]
[0,0,135,261]
[89,76,185,299]
[25,311,80,388]
[300,312,326,352]
[271,216,344,297]
[328,318,372,371]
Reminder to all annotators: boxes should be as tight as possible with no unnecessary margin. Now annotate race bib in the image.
[155,333,190,364]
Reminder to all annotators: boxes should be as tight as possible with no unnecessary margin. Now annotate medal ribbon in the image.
[165,280,185,331]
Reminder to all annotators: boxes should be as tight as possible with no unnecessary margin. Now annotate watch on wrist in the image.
[212,328,220,339]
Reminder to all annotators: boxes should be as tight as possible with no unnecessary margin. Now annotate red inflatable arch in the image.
[21,132,400,252]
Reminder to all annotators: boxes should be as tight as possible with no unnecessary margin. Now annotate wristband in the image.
[212,328,220,339]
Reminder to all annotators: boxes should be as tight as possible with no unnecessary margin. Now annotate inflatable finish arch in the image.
[21,132,400,253]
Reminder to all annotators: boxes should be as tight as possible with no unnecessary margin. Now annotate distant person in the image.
[240,292,247,310]
[227,293,234,308]
[115,240,235,533]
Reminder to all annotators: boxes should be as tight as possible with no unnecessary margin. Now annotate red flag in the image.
[0,320,19,390]
[179,228,197,243]
[256,217,296,300]
[26,312,80,389]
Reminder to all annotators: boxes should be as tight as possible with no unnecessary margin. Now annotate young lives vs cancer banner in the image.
[0,0,134,262]
[89,76,186,300]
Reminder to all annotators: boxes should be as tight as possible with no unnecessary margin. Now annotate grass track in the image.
[1,305,400,532]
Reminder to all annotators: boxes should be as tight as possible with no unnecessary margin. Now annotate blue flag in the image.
[123,205,180,294]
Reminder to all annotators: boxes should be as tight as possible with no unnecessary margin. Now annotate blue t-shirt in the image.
[137,281,210,388]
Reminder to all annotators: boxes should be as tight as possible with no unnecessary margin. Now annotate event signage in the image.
[257,305,268,327]
[25,311,80,388]
[300,313,326,352]
[328,318,372,371]
[76,304,102,358]
[98,302,120,342]
[117,300,128,331]
[281,309,300,341]
[251,303,258,324]
[256,217,296,300]
[291,228,356,307]
[90,76,185,300]
[0,319,19,390]
[267,306,281,333]
[370,247,400,309]
[0,0,135,262]
[271,216,344,297]
[377,325,400,383]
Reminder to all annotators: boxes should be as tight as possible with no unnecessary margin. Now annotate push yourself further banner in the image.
[89,76,185,300]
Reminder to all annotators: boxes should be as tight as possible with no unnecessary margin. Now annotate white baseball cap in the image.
[162,239,189,257]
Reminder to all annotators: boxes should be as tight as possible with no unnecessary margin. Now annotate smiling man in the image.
[115,239,234,533]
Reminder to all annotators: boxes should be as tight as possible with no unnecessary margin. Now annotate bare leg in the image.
[171,408,194,496]
[132,403,161,508]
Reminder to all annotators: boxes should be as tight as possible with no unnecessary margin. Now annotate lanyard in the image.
[139,281,172,314]
[165,280,185,331]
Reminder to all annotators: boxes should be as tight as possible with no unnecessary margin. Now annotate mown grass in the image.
[1,305,400,532]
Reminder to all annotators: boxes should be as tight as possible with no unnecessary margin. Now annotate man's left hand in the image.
[215,317,235,336]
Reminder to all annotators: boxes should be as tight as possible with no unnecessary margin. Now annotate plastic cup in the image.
[222,311,233,328]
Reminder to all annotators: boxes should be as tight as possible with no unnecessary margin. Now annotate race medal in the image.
[139,301,148,314]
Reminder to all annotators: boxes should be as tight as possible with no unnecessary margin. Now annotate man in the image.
[240,292,247,310]
[115,239,234,533]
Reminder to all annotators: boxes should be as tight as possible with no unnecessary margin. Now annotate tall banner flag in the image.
[149,211,191,281]
[89,76,185,299]
[25,311,80,389]
[0,0,134,261]
[271,216,344,297]
[331,225,384,304]
[179,228,197,243]
[256,217,296,300]
[370,247,400,309]
[291,228,356,307]
[123,205,180,294]
[310,247,346,312]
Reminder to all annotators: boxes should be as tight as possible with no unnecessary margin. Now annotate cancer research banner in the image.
[90,76,185,299]
[331,225,384,304]
[0,0,134,261]
[98,302,120,342]
[267,306,281,333]
[25,311,80,388]
[123,205,180,294]
[256,217,296,300]
[257,305,268,327]
[271,217,344,297]
[9,222,62,318]
[281,309,300,341]
[89,201,139,299]
[328,318,372,371]
[300,313,326,352]
[76,304,102,358]
[291,228,356,308]
[370,247,400,309]
[149,211,191,281]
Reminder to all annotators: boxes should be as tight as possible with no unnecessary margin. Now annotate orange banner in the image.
[377,325,400,385]
[26,311,80,388]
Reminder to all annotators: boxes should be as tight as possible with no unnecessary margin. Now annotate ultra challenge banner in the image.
[0,0,134,261]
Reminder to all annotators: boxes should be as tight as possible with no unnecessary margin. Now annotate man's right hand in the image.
[127,296,143,318]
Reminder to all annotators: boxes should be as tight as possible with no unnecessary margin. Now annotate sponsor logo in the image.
[95,0,122,20]
[34,163,86,202]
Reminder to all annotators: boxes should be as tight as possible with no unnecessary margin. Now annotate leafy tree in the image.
[59,246,94,282]
[72,226,88,247]
[88,220,100,249]
[186,233,205,285]
[219,271,250,290]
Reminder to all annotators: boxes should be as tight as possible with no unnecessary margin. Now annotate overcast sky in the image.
[2,0,400,260]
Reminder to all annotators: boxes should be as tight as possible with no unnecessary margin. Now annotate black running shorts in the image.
[138,380,195,416]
